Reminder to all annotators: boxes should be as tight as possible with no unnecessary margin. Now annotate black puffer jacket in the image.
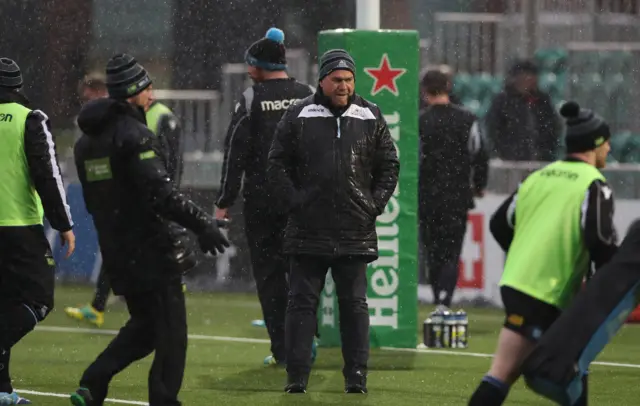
[268,90,399,261]
[74,98,227,294]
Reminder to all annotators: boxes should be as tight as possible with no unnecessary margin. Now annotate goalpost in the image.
[152,89,226,189]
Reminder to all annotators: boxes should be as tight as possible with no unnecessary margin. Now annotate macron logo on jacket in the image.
[260,99,300,112]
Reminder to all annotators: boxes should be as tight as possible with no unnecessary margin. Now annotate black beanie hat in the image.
[105,53,152,100]
[0,58,23,90]
[508,59,539,76]
[245,28,287,71]
[318,49,356,81]
[561,101,611,153]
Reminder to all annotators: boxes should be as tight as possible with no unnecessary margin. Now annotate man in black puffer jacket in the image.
[70,54,230,406]
[268,49,399,395]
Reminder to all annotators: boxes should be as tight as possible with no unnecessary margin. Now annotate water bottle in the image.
[456,310,469,349]
[451,311,461,348]
[450,310,461,348]
[442,309,454,348]
[431,309,444,348]
[423,316,436,348]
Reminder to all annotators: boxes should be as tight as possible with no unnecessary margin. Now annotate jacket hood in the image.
[78,98,145,137]
[0,88,32,108]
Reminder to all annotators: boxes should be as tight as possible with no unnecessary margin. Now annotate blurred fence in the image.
[153,89,222,153]
[428,0,640,74]
[565,41,640,136]
[425,5,640,139]
[431,12,506,74]
[504,0,640,44]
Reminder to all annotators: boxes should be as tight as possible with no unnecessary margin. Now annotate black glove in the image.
[198,219,231,256]
[166,226,198,274]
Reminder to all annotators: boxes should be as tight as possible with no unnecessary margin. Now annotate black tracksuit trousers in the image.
[92,265,111,312]
[285,255,369,379]
[79,280,187,406]
[0,226,55,393]
[244,211,289,362]
[421,207,468,307]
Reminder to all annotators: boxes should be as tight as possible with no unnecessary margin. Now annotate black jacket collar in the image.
[0,88,32,108]
[564,156,588,164]
[115,99,147,125]
[77,98,147,137]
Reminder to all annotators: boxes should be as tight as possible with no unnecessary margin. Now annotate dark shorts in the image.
[501,286,561,342]
[0,225,56,312]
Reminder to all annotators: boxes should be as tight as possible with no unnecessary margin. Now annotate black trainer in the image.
[284,375,308,394]
[345,370,368,394]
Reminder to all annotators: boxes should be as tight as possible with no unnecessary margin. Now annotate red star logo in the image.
[364,54,407,96]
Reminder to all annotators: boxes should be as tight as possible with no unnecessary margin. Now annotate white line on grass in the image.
[381,346,496,359]
[37,325,271,344]
[379,346,640,369]
[14,349,640,406]
[14,389,148,405]
[16,328,271,405]
[36,325,640,370]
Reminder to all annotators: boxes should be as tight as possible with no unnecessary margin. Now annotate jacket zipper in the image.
[333,117,341,255]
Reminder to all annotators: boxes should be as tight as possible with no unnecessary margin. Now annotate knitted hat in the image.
[245,28,287,71]
[318,49,356,81]
[105,53,152,99]
[561,101,611,153]
[0,58,23,90]
[508,59,539,76]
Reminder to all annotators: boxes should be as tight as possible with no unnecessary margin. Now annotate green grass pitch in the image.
[10,285,640,405]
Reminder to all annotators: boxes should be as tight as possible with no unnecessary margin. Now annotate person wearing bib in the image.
[0,57,75,405]
[468,101,618,406]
